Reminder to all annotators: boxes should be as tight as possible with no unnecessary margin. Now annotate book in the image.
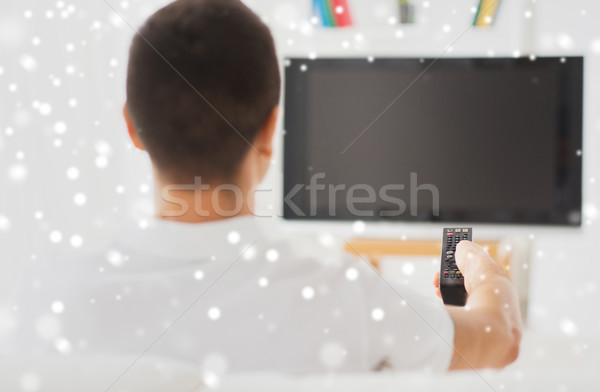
[331,0,353,27]
[473,0,502,27]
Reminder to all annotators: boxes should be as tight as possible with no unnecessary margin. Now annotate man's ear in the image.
[123,103,145,151]
[254,106,279,158]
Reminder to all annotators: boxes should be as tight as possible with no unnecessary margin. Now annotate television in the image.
[283,57,583,225]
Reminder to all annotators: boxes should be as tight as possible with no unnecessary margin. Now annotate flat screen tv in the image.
[283,57,583,225]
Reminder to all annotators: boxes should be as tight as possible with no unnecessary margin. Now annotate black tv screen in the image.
[283,57,583,225]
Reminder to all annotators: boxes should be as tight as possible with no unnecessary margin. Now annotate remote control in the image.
[439,227,471,306]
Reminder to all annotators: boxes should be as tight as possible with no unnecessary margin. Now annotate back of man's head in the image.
[126,0,280,183]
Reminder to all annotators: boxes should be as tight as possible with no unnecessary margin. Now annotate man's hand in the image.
[433,241,522,370]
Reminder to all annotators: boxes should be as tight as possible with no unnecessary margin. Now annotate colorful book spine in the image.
[473,0,502,27]
[313,0,352,28]
[331,0,353,27]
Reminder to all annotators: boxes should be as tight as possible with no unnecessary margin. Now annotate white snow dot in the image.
[318,233,335,247]
[94,140,112,155]
[345,267,359,281]
[65,43,74,52]
[34,211,43,220]
[557,33,573,50]
[194,270,204,281]
[138,219,149,229]
[39,102,52,116]
[319,341,346,369]
[208,307,221,320]
[31,36,41,46]
[227,231,240,244]
[202,372,220,388]
[258,277,269,287]
[73,192,87,206]
[352,220,365,233]
[70,235,83,248]
[560,319,578,337]
[371,308,385,321]
[95,155,108,168]
[109,58,118,67]
[8,83,18,92]
[301,286,315,300]
[299,64,307,72]
[54,121,67,134]
[243,245,256,260]
[266,249,279,262]
[106,249,124,267]
[0,215,11,231]
[8,164,28,181]
[442,24,451,33]
[583,203,598,220]
[66,167,79,180]
[49,230,63,244]
[68,98,77,107]
[54,337,72,354]
[485,325,492,333]
[402,262,415,276]
[19,54,37,71]
[335,6,344,14]
[51,301,65,314]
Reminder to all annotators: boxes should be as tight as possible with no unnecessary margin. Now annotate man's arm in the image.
[434,241,522,370]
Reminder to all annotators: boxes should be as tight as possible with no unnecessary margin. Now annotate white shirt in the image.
[6,215,454,374]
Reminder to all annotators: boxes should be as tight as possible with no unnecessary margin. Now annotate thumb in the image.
[454,240,490,278]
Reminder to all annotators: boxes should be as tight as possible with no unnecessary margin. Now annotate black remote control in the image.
[439,227,471,306]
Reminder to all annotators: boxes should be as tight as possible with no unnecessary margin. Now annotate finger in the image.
[432,271,440,288]
[454,240,487,271]
[435,287,442,299]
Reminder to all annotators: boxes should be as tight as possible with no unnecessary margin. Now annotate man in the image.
[7,0,520,374]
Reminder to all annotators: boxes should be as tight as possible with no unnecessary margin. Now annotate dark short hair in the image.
[126,0,280,182]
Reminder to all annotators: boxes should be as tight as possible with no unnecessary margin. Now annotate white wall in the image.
[0,0,598,337]
[254,0,600,338]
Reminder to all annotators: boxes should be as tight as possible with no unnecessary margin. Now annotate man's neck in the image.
[154,179,255,224]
